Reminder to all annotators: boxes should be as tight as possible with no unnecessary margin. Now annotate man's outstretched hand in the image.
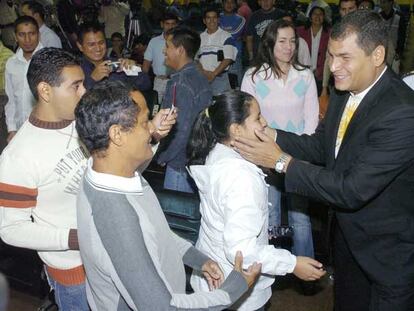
[232,129,282,169]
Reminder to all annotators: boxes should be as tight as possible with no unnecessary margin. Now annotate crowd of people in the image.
[0,0,413,310]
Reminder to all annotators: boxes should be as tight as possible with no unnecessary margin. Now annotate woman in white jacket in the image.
[187,91,325,311]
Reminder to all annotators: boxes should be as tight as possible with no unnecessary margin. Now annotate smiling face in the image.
[203,11,219,33]
[164,34,182,70]
[77,31,107,65]
[124,91,154,167]
[328,32,384,94]
[273,26,296,66]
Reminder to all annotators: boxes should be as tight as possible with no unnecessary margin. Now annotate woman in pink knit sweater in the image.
[241,19,319,268]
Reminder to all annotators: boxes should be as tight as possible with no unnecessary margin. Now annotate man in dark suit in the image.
[233,10,414,311]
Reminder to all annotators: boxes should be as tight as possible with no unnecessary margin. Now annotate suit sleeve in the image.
[284,106,414,210]
[277,117,326,165]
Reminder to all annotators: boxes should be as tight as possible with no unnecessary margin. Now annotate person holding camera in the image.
[76,22,151,91]
[197,6,237,96]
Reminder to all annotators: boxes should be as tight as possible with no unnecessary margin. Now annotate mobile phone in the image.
[158,83,177,129]
[166,105,176,119]
[165,83,177,119]
[217,50,224,62]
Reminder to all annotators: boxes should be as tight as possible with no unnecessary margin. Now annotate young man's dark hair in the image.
[339,0,358,6]
[358,0,375,9]
[27,47,80,100]
[202,5,220,18]
[14,15,39,33]
[166,26,201,60]
[77,22,105,43]
[331,10,388,55]
[21,0,45,21]
[161,11,179,22]
[75,80,140,154]
[110,32,123,41]
[133,33,151,47]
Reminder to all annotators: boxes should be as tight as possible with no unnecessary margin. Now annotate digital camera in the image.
[107,61,121,72]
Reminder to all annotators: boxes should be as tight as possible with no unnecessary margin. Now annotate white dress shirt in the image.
[335,66,387,157]
[39,24,62,48]
[4,43,43,132]
[298,37,311,67]
[311,27,322,72]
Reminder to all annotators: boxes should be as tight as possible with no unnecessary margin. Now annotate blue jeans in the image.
[45,268,89,311]
[210,74,231,96]
[164,166,196,193]
[229,54,243,87]
[268,185,314,258]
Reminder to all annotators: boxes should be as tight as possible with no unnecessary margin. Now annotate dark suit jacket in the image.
[277,68,414,287]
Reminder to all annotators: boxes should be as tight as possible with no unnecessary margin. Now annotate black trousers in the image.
[333,221,414,311]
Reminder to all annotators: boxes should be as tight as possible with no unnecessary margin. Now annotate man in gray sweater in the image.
[75,80,261,311]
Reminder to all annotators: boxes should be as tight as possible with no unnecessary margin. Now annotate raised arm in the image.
[91,193,249,311]
[285,106,414,209]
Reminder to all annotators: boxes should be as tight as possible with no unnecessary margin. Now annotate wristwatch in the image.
[275,153,290,174]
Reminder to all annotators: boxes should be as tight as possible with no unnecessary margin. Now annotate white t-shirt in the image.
[198,28,237,72]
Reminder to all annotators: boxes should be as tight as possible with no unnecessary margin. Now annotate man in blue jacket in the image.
[157,27,213,193]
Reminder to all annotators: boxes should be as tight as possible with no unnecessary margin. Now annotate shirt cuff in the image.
[7,124,17,132]
[182,246,210,270]
[220,270,248,303]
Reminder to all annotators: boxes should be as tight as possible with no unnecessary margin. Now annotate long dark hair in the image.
[251,19,305,82]
[187,90,254,166]
[305,6,330,31]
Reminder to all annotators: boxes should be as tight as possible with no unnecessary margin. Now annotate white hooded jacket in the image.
[189,143,296,310]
